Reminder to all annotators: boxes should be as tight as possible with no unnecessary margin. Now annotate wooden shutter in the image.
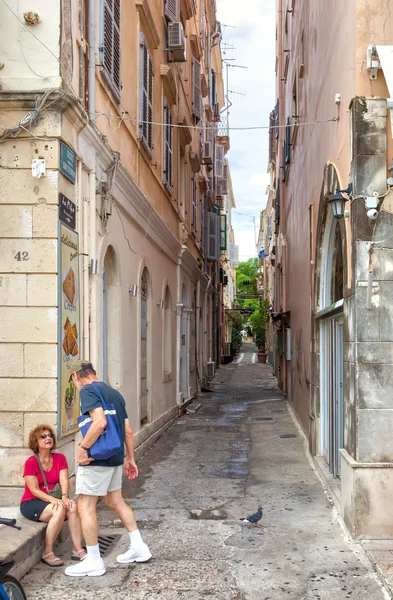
[285,117,291,164]
[164,0,179,22]
[200,194,205,250]
[163,99,173,191]
[192,58,202,120]
[102,0,121,98]
[211,69,216,107]
[139,32,153,154]
[215,144,224,179]
[275,99,279,139]
[206,212,220,260]
[200,0,205,52]
[191,174,197,233]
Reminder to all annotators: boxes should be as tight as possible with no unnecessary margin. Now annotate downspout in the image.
[196,278,201,391]
[204,275,212,380]
[88,0,96,122]
[89,170,97,368]
[176,246,186,404]
[81,162,90,360]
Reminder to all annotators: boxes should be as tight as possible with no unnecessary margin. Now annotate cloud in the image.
[217,0,276,261]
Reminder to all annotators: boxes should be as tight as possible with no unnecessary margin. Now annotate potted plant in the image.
[255,331,267,363]
[231,327,242,356]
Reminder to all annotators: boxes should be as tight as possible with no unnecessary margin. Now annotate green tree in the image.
[235,258,259,308]
[249,299,270,349]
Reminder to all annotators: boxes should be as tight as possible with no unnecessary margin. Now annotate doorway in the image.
[322,315,344,477]
[140,267,149,422]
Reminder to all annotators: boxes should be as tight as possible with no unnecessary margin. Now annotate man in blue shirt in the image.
[65,360,151,577]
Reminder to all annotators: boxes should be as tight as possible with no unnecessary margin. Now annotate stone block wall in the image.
[0,120,60,506]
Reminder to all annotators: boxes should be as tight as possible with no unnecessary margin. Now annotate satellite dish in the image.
[387,177,393,187]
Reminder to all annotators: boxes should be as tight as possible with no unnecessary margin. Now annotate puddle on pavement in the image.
[214,467,249,479]
[219,403,248,412]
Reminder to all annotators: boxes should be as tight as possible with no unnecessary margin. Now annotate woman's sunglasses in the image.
[39,433,54,440]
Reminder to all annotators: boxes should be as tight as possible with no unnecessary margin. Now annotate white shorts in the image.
[76,465,123,496]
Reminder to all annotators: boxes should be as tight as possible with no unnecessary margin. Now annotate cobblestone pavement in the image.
[21,342,390,599]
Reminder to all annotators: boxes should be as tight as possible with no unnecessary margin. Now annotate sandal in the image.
[71,548,87,561]
[41,552,64,567]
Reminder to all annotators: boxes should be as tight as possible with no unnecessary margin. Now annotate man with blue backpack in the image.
[64,360,151,577]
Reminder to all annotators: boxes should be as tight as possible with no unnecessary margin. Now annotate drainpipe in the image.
[196,278,201,390]
[176,246,186,404]
[88,0,96,122]
[81,162,90,360]
[203,275,212,381]
[89,170,97,368]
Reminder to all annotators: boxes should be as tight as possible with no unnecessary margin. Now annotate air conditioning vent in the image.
[168,22,185,48]
[168,22,186,62]
[202,141,213,164]
[206,360,215,378]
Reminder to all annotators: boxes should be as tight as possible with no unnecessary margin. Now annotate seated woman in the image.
[20,424,86,567]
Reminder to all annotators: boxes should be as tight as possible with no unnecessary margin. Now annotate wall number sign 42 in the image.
[14,252,29,261]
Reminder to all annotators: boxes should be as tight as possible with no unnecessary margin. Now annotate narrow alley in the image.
[21,342,388,600]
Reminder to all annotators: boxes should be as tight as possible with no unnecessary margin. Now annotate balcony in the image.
[216,114,230,152]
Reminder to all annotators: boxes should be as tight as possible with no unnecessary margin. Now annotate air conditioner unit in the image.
[206,359,215,378]
[168,22,186,62]
[223,342,231,356]
[202,141,213,165]
[213,102,221,122]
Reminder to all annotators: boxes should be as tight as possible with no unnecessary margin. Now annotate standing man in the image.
[65,360,151,577]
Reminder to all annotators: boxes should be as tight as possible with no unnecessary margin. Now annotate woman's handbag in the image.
[35,455,63,499]
[77,383,122,461]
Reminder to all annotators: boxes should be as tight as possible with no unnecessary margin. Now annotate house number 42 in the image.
[14,251,29,261]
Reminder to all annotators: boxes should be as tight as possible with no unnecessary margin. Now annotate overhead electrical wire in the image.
[94,112,338,133]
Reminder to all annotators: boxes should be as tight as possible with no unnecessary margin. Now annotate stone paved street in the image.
[21,342,390,599]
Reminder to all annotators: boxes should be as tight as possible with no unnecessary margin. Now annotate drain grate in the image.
[271,409,284,413]
[251,417,273,421]
[280,433,297,439]
[98,534,120,556]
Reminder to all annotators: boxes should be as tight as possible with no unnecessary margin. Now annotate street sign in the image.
[59,194,76,230]
[60,142,77,184]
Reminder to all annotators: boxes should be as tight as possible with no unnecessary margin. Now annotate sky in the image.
[216,0,276,262]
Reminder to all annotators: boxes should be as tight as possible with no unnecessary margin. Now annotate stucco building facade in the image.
[266,0,393,538]
[0,0,229,505]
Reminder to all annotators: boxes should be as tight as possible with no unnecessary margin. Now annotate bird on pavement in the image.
[240,506,263,527]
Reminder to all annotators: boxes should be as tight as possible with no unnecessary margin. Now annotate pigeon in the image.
[240,506,263,527]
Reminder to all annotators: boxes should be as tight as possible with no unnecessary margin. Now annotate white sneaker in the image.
[65,556,106,577]
[116,543,152,564]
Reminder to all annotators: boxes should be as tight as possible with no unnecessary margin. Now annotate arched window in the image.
[321,211,345,309]
[103,246,120,387]
[163,287,172,378]
[330,223,344,304]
